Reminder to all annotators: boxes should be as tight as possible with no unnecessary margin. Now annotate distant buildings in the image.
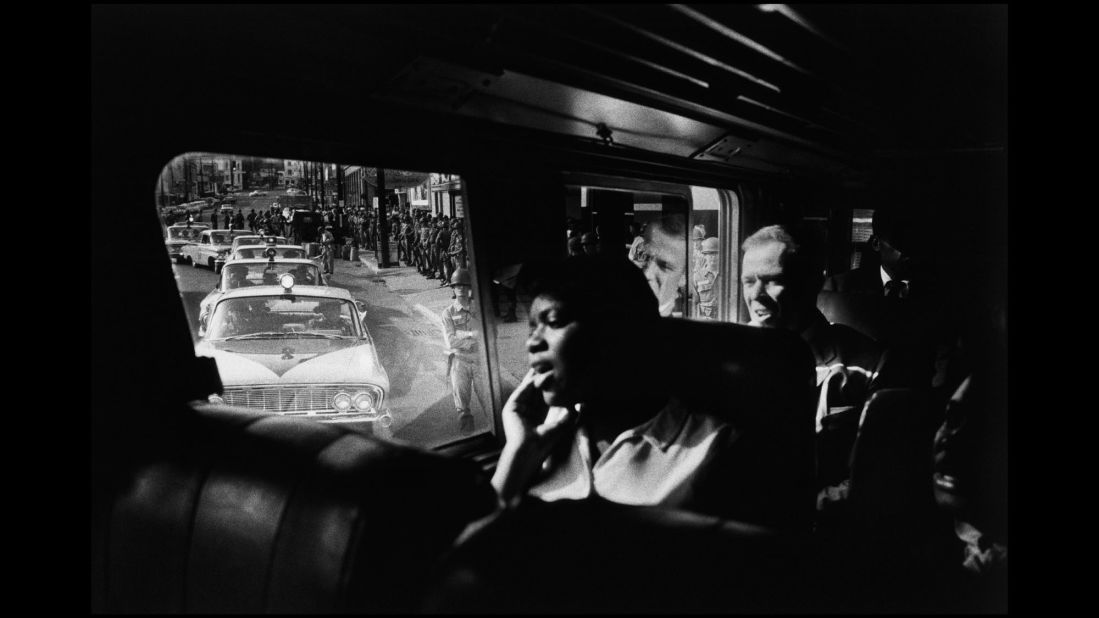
[157,155,461,217]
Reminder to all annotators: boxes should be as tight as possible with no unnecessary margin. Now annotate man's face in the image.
[454,285,472,308]
[874,235,910,281]
[527,295,594,407]
[701,252,718,272]
[741,241,804,330]
[643,226,687,317]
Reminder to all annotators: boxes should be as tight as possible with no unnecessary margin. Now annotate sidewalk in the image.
[352,247,530,389]
[354,249,455,331]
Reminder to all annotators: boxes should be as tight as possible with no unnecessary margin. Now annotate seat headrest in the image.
[422,497,809,613]
[653,318,817,429]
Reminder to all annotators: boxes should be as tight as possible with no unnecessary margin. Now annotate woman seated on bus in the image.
[491,254,814,532]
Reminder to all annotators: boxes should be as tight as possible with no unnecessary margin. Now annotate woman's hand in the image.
[501,368,578,449]
[492,369,580,504]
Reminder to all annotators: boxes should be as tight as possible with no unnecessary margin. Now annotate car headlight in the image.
[332,392,352,412]
[352,391,375,411]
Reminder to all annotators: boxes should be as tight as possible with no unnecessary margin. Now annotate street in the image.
[171,246,494,447]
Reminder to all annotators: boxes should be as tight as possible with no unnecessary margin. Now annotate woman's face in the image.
[526,295,596,407]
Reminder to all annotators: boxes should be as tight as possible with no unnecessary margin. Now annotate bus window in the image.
[851,208,875,270]
[157,153,493,449]
[483,178,740,396]
[687,187,739,323]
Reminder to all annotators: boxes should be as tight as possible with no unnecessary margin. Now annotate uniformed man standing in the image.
[692,236,720,319]
[321,225,336,274]
[441,268,487,432]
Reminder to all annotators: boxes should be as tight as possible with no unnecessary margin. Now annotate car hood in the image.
[196,338,388,387]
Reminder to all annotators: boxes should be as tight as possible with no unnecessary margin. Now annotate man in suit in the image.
[822,208,956,399]
[825,208,930,298]
[741,224,887,493]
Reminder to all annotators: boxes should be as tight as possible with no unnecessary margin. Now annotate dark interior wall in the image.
[588,190,633,255]
[869,151,1008,307]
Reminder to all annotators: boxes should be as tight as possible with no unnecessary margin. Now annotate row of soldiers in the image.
[392,213,468,287]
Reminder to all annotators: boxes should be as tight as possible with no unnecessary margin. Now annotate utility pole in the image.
[168,164,176,205]
[376,167,392,267]
[184,157,192,202]
[337,165,345,209]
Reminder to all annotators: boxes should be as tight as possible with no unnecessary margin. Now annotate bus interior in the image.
[93,5,1007,613]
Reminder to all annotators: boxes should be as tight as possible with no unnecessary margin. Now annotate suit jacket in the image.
[820,267,956,396]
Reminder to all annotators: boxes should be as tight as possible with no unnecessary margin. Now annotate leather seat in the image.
[828,388,949,611]
[91,404,497,613]
[848,388,938,523]
[816,289,890,342]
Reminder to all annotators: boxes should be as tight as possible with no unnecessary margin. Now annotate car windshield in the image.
[209,232,232,244]
[206,296,356,339]
[221,262,323,289]
[168,227,203,240]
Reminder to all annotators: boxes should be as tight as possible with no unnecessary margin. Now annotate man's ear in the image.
[869,235,881,252]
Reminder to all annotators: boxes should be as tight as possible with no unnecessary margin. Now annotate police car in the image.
[229,234,290,253]
[197,257,327,332]
[196,274,391,429]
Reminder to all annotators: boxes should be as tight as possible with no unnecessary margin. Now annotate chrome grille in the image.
[221,384,383,415]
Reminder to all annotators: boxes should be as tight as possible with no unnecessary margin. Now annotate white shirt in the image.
[879,265,910,295]
[528,398,737,509]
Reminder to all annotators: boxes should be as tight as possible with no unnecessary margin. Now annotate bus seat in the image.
[837,388,955,609]
[92,403,497,613]
[655,318,819,533]
[422,497,812,613]
[848,388,938,524]
[816,289,890,342]
[422,319,821,613]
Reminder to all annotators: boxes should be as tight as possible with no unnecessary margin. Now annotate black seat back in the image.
[422,498,811,613]
[92,404,496,613]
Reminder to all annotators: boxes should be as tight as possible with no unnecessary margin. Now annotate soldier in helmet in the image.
[580,232,600,256]
[441,267,488,432]
[692,236,720,319]
[690,224,707,276]
[319,225,337,274]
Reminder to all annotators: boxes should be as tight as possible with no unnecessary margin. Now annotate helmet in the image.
[451,268,472,287]
[692,225,706,241]
[701,237,719,253]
